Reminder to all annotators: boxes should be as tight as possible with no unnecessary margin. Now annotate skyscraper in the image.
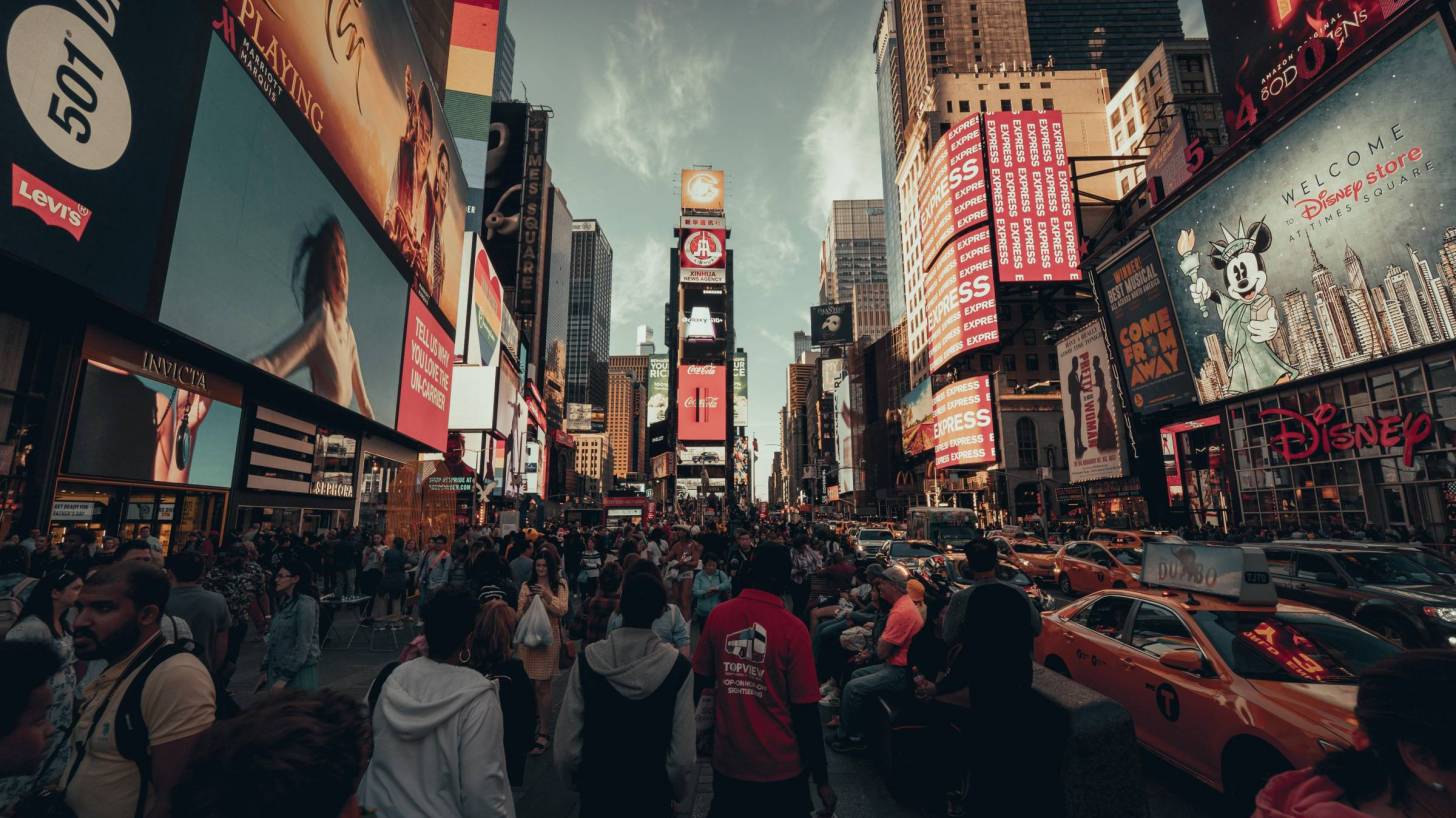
[874,6,907,323]
[1308,239,1363,365]
[1439,227,1456,293]
[636,325,656,355]
[607,358,648,478]
[819,199,889,307]
[1281,290,1332,376]
[494,20,515,100]
[1386,265,1436,347]
[567,220,614,413]
[1026,0,1184,90]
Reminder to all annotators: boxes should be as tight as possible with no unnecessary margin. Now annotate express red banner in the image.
[933,375,997,469]
[927,228,998,372]
[917,115,988,265]
[985,111,1081,282]
[677,363,726,442]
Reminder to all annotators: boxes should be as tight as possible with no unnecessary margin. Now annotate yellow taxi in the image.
[1034,542,1401,807]
[992,535,1059,580]
[1052,540,1145,595]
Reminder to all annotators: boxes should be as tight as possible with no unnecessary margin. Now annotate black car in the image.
[1254,542,1456,648]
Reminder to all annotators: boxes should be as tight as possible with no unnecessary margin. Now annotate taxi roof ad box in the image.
[1141,542,1277,606]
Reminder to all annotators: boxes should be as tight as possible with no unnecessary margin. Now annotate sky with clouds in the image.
[507,0,1207,499]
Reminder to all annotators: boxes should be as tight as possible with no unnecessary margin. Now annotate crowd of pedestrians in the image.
[0,518,1450,818]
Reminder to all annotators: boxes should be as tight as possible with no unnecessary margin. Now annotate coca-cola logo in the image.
[11,164,91,240]
[684,396,720,408]
[685,365,718,375]
[1262,403,1433,467]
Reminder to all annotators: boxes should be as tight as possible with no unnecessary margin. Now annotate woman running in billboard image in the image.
[253,216,375,419]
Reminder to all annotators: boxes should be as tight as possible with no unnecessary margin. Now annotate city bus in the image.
[905,507,980,548]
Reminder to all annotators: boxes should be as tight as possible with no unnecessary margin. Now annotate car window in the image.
[1067,542,1093,559]
[889,542,940,558]
[1087,548,1115,569]
[1110,548,1143,567]
[1072,596,1135,638]
[1192,611,1400,684]
[1013,541,1057,555]
[1090,532,1114,542]
[1333,551,1442,586]
[1295,553,1336,581]
[1264,549,1295,576]
[1130,603,1198,658]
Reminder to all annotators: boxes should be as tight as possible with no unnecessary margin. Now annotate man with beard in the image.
[64,562,215,818]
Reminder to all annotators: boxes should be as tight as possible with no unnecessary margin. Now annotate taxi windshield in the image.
[1012,541,1057,555]
[1192,611,1399,684]
[889,541,941,559]
[1334,552,1444,586]
[1110,549,1143,566]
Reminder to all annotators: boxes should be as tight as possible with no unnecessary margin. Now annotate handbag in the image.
[515,594,553,648]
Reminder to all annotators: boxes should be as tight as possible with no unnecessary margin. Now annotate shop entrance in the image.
[234,505,353,537]
[50,480,227,552]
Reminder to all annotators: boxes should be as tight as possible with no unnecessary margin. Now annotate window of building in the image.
[1017,417,1039,468]
[1110,108,1122,127]
[1000,99,1012,111]
[1021,98,1033,111]
[972,29,980,37]
[970,15,978,23]
[1026,354,1039,372]
[929,28,944,38]
[927,16,945,26]
[1176,56,1204,75]
[1003,355,1017,372]
[998,82,1010,89]
[927,2,943,10]
[958,99,970,112]
[1043,98,1054,109]
[1040,82,1052,89]
[1019,82,1030,89]
[930,41,946,52]
[946,100,954,113]
[979,99,988,112]
[980,353,993,372]
[931,53,947,64]
[1149,63,1163,84]
[1181,80,1207,93]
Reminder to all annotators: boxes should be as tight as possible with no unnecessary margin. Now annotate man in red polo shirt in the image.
[694,544,836,818]
[828,562,922,753]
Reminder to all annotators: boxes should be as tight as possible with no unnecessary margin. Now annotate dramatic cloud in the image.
[610,236,672,329]
[798,48,883,232]
[581,2,730,179]
[1180,0,1208,37]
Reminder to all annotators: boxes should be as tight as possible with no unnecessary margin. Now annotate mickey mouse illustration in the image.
[1178,219,1298,395]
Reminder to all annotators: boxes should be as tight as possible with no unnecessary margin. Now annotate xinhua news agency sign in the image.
[1261,403,1432,467]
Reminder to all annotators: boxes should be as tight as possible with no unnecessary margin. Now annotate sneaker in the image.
[828,737,867,754]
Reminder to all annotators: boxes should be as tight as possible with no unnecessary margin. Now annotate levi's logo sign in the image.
[11,165,91,240]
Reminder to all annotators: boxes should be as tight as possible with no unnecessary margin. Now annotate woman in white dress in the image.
[253,217,374,419]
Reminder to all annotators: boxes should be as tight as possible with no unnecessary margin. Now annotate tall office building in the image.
[608,355,650,477]
[1026,0,1184,90]
[567,220,613,413]
[793,331,812,361]
[819,200,889,309]
[1106,39,1223,197]
[494,21,516,99]
[636,325,656,355]
[874,6,907,323]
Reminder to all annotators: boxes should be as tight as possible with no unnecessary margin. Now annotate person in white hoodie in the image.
[358,588,514,818]
[554,571,695,818]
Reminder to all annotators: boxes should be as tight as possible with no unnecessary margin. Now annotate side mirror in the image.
[1159,649,1208,676]
[1314,572,1347,588]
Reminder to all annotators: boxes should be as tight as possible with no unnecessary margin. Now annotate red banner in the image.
[933,376,997,469]
[677,363,726,442]
[918,115,988,265]
[985,111,1081,282]
[927,228,998,372]
[397,293,453,451]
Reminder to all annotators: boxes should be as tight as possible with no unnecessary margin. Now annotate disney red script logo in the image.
[1260,403,1433,467]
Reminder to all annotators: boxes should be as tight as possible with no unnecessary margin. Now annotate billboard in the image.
[918,114,989,264]
[514,107,551,333]
[161,38,407,428]
[442,0,500,193]
[677,363,727,442]
[932,375,997,469]
[1058,321,1127,483]
[1208,0,1410,143]
[681,285,728,359]
[397,293,454,451]
[472,242,504,367]
[679,228,727,284]
[681,168,725,214]
[732,353,748,426]
[927,228,999,372]
[66,328,242,488]
[1151,22,1456,404]
[647,354,670,425]
[1098,240,1197,415]
[901,378,934,457]
[566,402,593,432]
[0,2,211,314]
[218,0,468,334]
[835,371,859,492]
[479,102,528,276]
[810,303,854,346]
[985,111,1081,282]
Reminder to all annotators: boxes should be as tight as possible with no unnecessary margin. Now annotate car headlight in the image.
[1422,606,1456,624]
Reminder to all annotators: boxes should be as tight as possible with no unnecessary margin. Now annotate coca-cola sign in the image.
[678,363,726,442]
[1261,403,1432,467]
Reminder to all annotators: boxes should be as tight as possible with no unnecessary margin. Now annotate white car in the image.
[855,528,893,556]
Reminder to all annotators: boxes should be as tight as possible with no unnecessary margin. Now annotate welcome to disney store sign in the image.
[1260,403,1433,467]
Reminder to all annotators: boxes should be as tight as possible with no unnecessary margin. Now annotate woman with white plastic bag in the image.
[516,547,568,757]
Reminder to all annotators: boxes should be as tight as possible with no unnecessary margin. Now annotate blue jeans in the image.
[839,663,911,741]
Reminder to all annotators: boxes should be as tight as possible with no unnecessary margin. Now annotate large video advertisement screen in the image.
[1151,22,1456,404]
[161,38,408,428]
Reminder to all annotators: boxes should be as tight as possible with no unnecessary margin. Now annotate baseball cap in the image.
[867,562,911,590]
[906,578,926,602]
